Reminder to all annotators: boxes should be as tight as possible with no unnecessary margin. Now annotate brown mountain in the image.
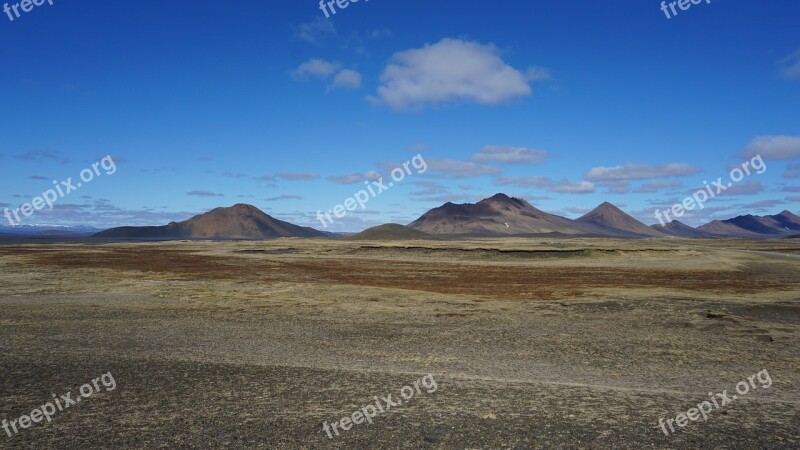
[698,210,800,238]
[577,202,664,237]
[408,194,649,237]
[650,220,717,238]
[94,204,326,240]
[408,194,588,235]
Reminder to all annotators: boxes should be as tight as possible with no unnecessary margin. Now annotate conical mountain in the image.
[578,202,664,237]
[94,204,325,239]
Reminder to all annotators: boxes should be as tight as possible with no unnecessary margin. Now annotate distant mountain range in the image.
[1,195,797,240]
[407,194,800,239]
[649,220,717,238]
[697,211,800,238]
[0,224,101,237]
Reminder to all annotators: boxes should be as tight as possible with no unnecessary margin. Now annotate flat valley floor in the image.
[0,238,799,449]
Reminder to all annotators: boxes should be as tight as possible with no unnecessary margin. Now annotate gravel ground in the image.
[0,239,798,449]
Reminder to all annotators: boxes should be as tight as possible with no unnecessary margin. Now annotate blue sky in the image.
[1,0,799,231]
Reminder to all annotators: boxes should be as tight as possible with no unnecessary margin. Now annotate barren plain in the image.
[1,238,799,448]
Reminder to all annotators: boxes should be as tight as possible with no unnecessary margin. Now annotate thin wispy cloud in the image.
[423,158,501,179]
[585,163,700,181]
[327,171,381,184]
[719,180,763,196]
[495,176,551,188]
[275,172,320,181]
[779,48,800,80]
[292,59,341,79]
[549,180,595,194]
[15,150,71,164]
[266,195,303,201]
[187,190,224,197]
[633,180,684,193]
[292,17,336,44]
[472,146,548,165]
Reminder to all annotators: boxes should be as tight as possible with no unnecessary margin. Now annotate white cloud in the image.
[275,172,320,181]
[187,190,223,198]
[265,195,303,201]
[410,181,451,197]
[327,171,381,184]
[720,180,763,196]
[525,66,552,82]
[785,162,800,179]
[633,180,684,193]
[411,158,500,179]
[292,59,340,78]
[741,135,800,160]
[331,69,362,90]
[472,146,548,164]
[585,163,700,181]
[293,60,361,91]
[780,48,800,80]
[495,176,551,187]
[550,180,595,194]
[596,180,630,194]
[293,17,336,44]
[369,38,541,110]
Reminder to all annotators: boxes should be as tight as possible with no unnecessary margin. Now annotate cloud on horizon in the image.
[187,190,224,197]
[471,146,548,165]
[585,162,700,181]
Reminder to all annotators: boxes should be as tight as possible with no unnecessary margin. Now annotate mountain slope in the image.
[577,202,664,237]
[94,204,325,239]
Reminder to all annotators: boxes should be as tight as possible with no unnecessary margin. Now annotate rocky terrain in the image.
[1,238,798,448]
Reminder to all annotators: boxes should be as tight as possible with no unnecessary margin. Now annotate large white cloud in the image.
[369,38,543,110]
[741,135,800,160]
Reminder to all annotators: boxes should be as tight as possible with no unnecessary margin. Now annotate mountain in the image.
[408,194,591,235]
[0,224,101,237]
[94,204,325,240]
[577,202,664,237]
[650,220,717,238]
[698,210,800,238]
[408,194,651,237]
[349,223,434,240]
